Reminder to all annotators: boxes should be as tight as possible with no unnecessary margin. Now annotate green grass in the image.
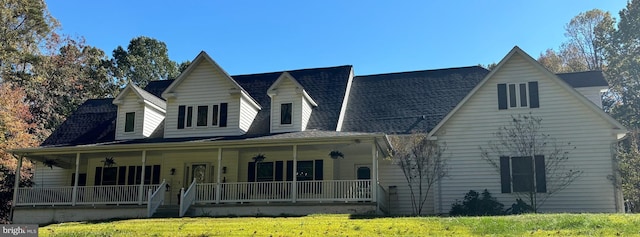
[38,214,640,236]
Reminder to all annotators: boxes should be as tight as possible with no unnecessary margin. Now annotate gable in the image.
[429,46,626,139]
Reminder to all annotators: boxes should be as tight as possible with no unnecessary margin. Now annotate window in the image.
[248,161,284,182]
[256,162,274,182]
[186,106,193,127]
[281,103,292,124]
[285,160,323,181]
[500,155,546,193]
[497,82,539,110]
[177,106,186,129]
[212,105,219,126]
[126,165,161,185]
[296,161,313,181]
[219,103,228,127]
[177,103,228,129]
[197,106,208,126]
[125,112,135,132]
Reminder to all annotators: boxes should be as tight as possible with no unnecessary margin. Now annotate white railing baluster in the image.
[179,179,197,217]
[147,179,166,217]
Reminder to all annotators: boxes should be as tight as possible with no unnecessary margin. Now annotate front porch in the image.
[13,179,389,224]
[11,133,391,223]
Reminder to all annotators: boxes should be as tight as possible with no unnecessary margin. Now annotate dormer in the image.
[161,51,261,138]
[112,83,166,140]
[557,71,609,109]
[268,72,318,133]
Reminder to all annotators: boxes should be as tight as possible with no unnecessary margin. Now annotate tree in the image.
[112,36,179,88]
[480,114,581,212]
[24,34,117,138]
[0,0,58,83]
[537,9,613,73]
[387,133,447,215]
[600,0,640,212]
[0,83,36,222]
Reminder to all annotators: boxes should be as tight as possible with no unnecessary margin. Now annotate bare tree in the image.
[480,114,581,212]
[387,133,447,215]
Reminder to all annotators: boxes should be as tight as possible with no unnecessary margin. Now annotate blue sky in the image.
[47,1,628,76]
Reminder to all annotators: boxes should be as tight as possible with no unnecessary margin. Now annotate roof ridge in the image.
[355,66,487,78]
[232,65,353,77]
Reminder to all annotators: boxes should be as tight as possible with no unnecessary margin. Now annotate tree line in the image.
[0,0,188,222]
[535,1,640,212]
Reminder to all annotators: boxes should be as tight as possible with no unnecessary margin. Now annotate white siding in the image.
[270,79,303,133]
[301,98,313,130]
[435,53,619,213]
[378,159,434,215]
[115,92,144,140]
[575,87,605,109]
[33,164,70,187]
[143,105,165,137]
[164,60,244,138]
[239,96,259,132]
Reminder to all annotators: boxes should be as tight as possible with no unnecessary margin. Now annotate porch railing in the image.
[194,180,372,204]
[376,184,389,214]
[147,180,167,217]
[179,179,197,217]
[15,184,160,206]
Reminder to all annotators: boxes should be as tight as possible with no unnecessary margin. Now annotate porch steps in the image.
[151,205,188,218]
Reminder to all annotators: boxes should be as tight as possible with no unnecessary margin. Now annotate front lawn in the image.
[38,214,640,236]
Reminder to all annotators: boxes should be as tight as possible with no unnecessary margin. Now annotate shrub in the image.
[449,189,505,216]
[505,198,533,214]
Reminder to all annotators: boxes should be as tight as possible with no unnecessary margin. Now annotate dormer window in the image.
[497,82,539,110]
[281,103,292,125]
[197,106,208,126]
[177,103,228,129]
[124,112,135,132]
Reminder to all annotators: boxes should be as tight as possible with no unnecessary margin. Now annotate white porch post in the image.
[11,156,23,209]
[215,148,222,204]
[371,141,378,202]
[72,153,80,206]
[292,145,298,203]
[138,150,147,205]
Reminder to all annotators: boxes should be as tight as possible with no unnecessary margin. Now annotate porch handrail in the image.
[147,179,166,217]
[376,183,389,215]
[179,179,197,217]
[15,184,161,206]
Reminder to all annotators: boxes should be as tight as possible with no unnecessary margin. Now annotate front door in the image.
[188,163,210,184]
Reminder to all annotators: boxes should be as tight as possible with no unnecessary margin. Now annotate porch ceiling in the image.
[12,131,391,158]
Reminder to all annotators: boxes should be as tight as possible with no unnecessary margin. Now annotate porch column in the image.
[138,150,147,205]
[11,155,23,210]
[371,142,378,202]
[292,145,297,203]
[72,153,80,206]
[215,148,222,204]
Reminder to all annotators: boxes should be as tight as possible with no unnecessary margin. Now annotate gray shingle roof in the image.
[233,65,352,136]
[40,63,608,147]
[557,71,608,88]
[341,66,490,134]
[42,66,353,146]
[130,83,166,109]
[41,99,117,146]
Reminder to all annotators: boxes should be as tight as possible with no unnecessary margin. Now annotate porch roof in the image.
[11,131,390,157]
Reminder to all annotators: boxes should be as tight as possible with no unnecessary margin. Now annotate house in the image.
[10,47,626,224]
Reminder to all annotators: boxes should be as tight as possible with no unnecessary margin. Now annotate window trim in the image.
[281,102,293,125]
[177,103,228,129]
[196,105,209,127]
[497,82,539,110]
[124,112,135,133]
[500,155,546,193]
